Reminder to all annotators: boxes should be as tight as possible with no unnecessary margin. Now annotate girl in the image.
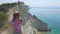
[11,11,23,34]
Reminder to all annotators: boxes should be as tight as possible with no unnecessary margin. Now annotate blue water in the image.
[29,7,60,34]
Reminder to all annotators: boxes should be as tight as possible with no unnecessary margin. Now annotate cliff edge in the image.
[8,1,51,34]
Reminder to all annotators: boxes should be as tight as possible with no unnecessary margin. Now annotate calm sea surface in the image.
[29,7,60,34]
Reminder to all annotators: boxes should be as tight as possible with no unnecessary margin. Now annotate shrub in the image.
[0,12,8,28]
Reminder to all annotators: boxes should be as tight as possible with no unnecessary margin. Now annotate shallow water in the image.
[29,7,60,34]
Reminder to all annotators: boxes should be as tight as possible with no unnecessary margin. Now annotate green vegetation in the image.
[0,1,24,28]
[0,12,8,28]
[0,3,17,12]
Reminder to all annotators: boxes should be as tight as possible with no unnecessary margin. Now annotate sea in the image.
[29,7,60,34]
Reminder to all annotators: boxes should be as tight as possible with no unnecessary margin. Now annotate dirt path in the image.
[0,30,9,34]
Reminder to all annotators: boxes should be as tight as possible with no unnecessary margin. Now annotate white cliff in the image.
[8,2,51,34]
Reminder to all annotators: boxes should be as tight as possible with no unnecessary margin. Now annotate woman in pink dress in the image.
[11,11,23,34]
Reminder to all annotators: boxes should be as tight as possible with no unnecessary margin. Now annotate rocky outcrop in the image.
[32,15,51,32]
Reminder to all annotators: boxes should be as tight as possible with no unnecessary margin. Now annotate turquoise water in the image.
[29,7,60,34]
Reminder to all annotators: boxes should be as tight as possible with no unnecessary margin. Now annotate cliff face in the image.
[8,2,50,34]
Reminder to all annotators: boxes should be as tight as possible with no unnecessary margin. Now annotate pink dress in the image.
[11,19,22,33]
